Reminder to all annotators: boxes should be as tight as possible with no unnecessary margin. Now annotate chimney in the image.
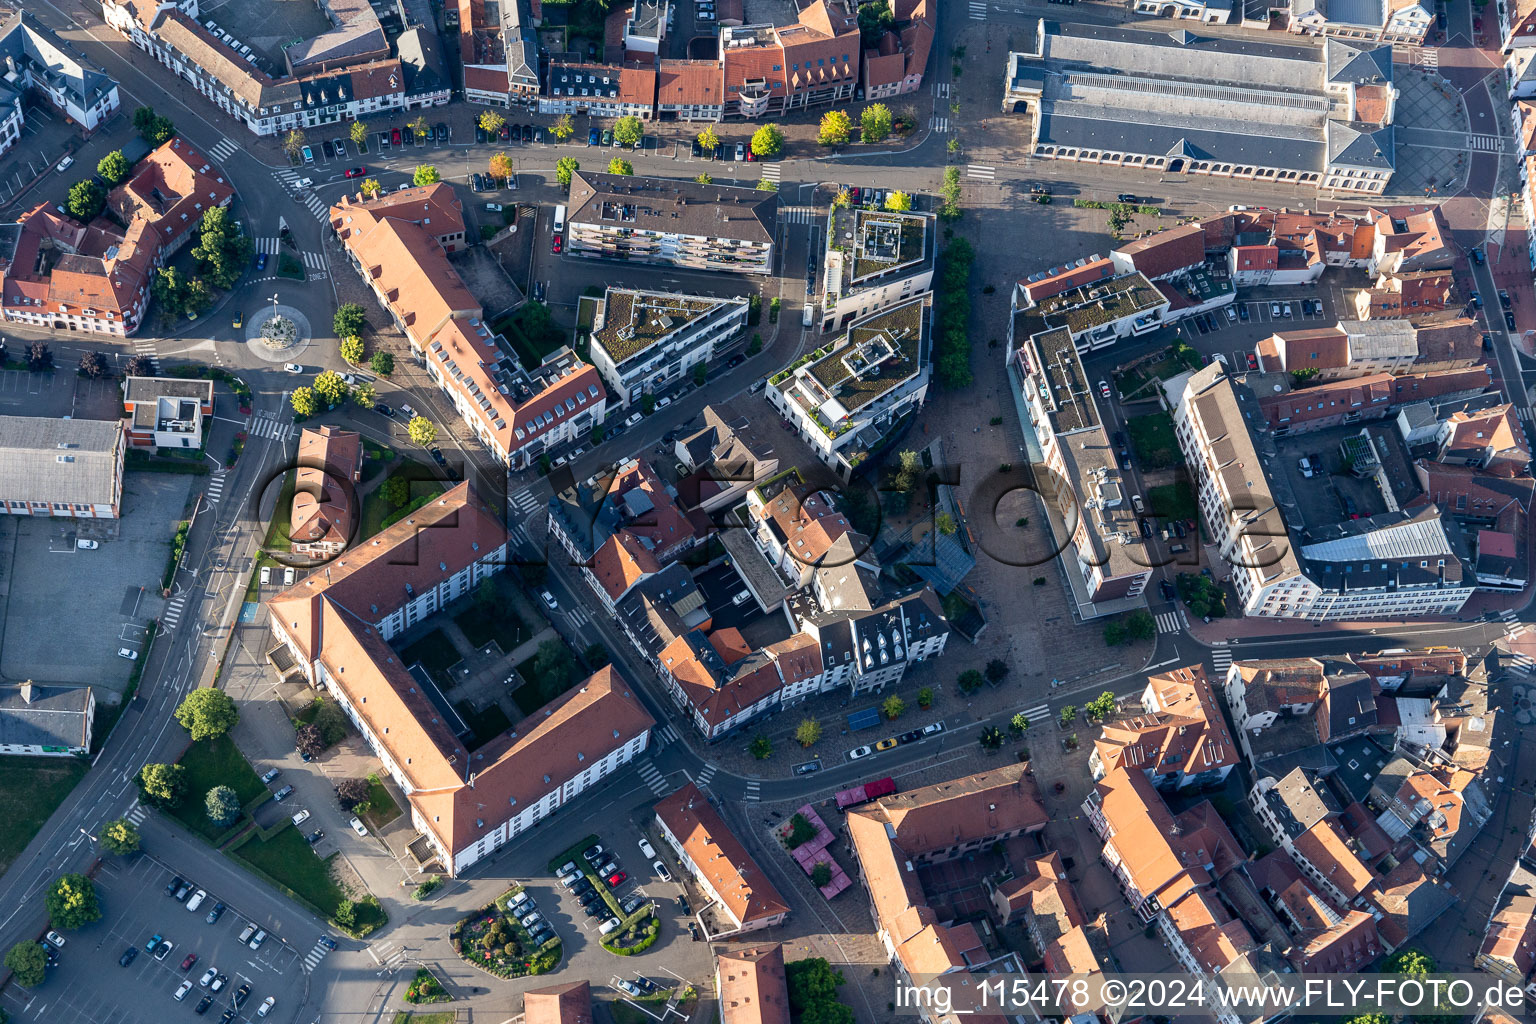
[19,679,34,703]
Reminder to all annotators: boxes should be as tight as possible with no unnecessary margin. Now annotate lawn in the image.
[263,472,296,552]
[453,599,525,652]
[1148,481,1197,523]
[0,757,89,874]
[456,701,512,747]
[399,628,461,680]
[229,826,344,915]
[359,468,445,540]
[1126,411,1182,469]
[392,1013,454,1024]
[362,774,402,830]
[168,735,269,840]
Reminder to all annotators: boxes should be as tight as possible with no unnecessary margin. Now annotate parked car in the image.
[378,130,392,149]
[194,996,213,1016]
[321,140,334,159]
[601,128,613,146]
[350,816,368,837]
[273,784,295,802]
[257,997,276,1018]
[552,233,563,254]
[119,947,139,967]
[847,744,873,760]
[282,363,302,373]
[153,940,174,961]
[44,931,66,949]
[301,146,314,163]
[598,860,619,878]
[1501,290,1513,309]
[260,768,280,784]
[677,894,691,914]
[607,871,628,887]
[637,837,655,858]
[898,730,922,744]
[247,930,265,951]
[307,829,325,844]
[1098,379,1111,399]
[619,980,643,997]
[391,127,402,146]
[1117,193,1137,202]
[583,843,605,861]
[199,968,218,988]
[874,737,898,751]
[735,142,746,160]
[1159,579,1177,600]
[1507,311,1518,331]
[234,983,251,1009]
[1237,304,1249,322]
[344,166,366,178]
[181,953,198,971]
[921,721,945,736]
[186,890,206,912]
[540,590,558,611]
[210,974,227,992]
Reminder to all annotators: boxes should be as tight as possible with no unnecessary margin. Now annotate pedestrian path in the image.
[636,760,670,797]
[1507,651,1536,675]
[930,116,949,133]
[125,801,146,826]
[1210,643,1232,676]
[256,237,281,254]
[510,487,541,516]
[301,192,329,221]
[780,206,817,224]
[967,164,995,180]
[301,938,333,974]
[131,338,158,356]
[162,595,186,631]
[693,763,717,789]
[249,412,294,442]
[206,473,227,504]
[968,0,986,17]
[564,604,589,629]
[1155,610,1184,634]
[745,780,761,802]
[1014,703,1049,729]
[653,723,679,748]
[1467,134,1503,152]
[1417,47,1438,68]
[301,251,328,278]
[759,163,781,182]
[368,941,408,974]
[933,82,950,99]
[208,137,239,162]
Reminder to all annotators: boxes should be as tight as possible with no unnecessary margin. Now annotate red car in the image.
[180,953,198,971]
[344,166,367,178]
[1246,352,1258,370]
[746,149,757,162]
[552,234,563,254]
[607,871,627,887]
[390,127,402,146]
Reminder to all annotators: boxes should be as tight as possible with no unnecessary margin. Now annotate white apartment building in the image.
[654,782,789,938]
[819,205,935,332]
[588,288,748,406]
[765,295,932,480]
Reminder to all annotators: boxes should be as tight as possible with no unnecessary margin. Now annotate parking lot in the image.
[9,855,313,1024]
[1,473,191,690]
[0,370,123,420]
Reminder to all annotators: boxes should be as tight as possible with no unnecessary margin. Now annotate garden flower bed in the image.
[403,967,450,1004]
[450,888,562,978]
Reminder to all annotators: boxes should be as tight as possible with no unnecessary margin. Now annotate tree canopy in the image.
[205,784,241,826]
[407,416,437,446]
[334,303,367,338]
[190,206,253,290]
[413,165,441,186]
[750,123,784,157]
[101,818,141,855]
[97,150,131,186]
[174,688,239,741]
[45,873,102,929]
[613,115,644,148]
[133,106,175,146]
[860,103,893,143]
[607,157,634,176]
[290,387,318,418]
[314,370,349,407]
[818,110,854,146]
[66,180,105,222]
[556,156,580,188]
[138,762,186,807]
[5,942,45,987]
[370,351,394,376]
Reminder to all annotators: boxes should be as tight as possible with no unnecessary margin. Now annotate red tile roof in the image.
[1023,257,1115,303]
[291,427,362,549]
[524,981,593,1024]
[655,782,788,928]
[657,59,722,106]
[718,944,791,1024]
[1114,224,1205,280]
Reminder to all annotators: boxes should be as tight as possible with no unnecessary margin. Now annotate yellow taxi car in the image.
[874,737,898,752]
[233,310,243,328]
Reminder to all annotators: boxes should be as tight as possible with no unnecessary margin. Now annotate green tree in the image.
[313,701,350,746]
[978,726,1004,751]
[407,415,437,446]
[532,638,575,702]
[1341,1017,1389,1024]
[885,190,912,211]
[613,115,644,148]
[409,115,431,140]
[985,658,1010,683]
[583,643,609,667]
[917,686,934,707]
[695,172,714,184]
[882,694,906,719]
[4,942,45,987]
[290,386,319,418]
[296,723,325,758]
[1291,367,1321,385]
[370,350,394,376]
[382,475,410,507]
[795,718,822,747]
[478,109,507,136]
[935,511,956,534]
[359,177,382,198]
[1086,691,1117,721]
[350,120,368,148]
[97,150,130,186]
[756,178,779,191]
[1126,609,1156,641]
[1103,621,1128,646]
[334,303,367,338]
[860,103,893,143]
[556,156,580,188]
[66,180,105,221]
[607,157,634,176]
[137,762,186,807]
[44,874,102,929]
[100,818,140,855]
[183,277,212,315]
[340,334,365,364]
[174,687,239,740]
[697,124,720,152]
[281,129,306,160]
[413,165,441,186]
[891,448,922,492]
[749,735,773,760]
[1010,712,1030,734]
[786,958,845,1014]
[191,206,251,290]
[750,122,784,157]
[818,109,854,146]
[747,334,763,355]
[857,0,893,45]
[810,862,832,887]
[1386,950,1435,975]
[336,777,371,809]
[205,784,241,826]
[133,106,175,145]
[957,668,984,693]
[551,114,575,141]
[1059,705,1078,728]
[313,370,349,407]
[353,383,376,410]
[693,362,708,387]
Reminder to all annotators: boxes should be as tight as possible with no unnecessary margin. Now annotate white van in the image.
[552,204,566,235]
[802,303,814,328]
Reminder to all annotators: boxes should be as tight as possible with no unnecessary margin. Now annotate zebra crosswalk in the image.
[510,488,541,516]
[131,339,158,357]
[301,192,329,221]
[301,937,335,974]
[249,412,294,442]
[162,595,186,630]
[1014,704,1050,730]
[931,117,950,133]
[636,760,671,797]
[780,206,818,224]
[968,0,986,17]
[208,137,239,162]
[694,763,717,789]
[653,723,680,748]
[564,604,589,629]
[369,940,409,974]
[125,801,147,825]
[301,250,328,277]
[1507,651,1536,675]
[933,82,950,99]
[759,163,781,182]
[745,780,761,802]
[206,474,227,504]
[1467,134,1503,152]
[967,164,995,180]
[1155,610,1184,634]
[255,237,281,255]
[1210,644,1232,676]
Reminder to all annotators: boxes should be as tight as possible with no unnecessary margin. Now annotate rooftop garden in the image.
[804,298,927,412]
[593,290,723,364]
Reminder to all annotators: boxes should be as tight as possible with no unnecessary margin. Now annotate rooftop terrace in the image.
[1014,271,1166,342]
[593,289,729,365]
[799,297,927,418]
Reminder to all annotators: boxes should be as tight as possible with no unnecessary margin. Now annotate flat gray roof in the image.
[0,415,121,507]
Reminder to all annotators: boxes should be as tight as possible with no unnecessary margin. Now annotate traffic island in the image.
[450,886,563,978]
